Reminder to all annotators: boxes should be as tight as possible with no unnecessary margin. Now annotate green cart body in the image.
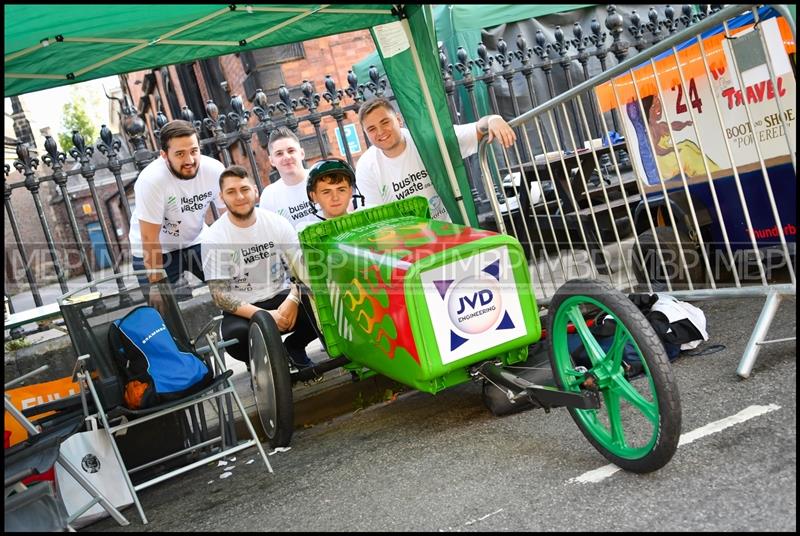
[299,197,540,394]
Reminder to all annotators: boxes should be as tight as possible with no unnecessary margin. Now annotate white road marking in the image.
[570,464,622,484]
[465,508,504,525]
[439,508,505,531]
[677,404,780,446]
[568,404,781,484]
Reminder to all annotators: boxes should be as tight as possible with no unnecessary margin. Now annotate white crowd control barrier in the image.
[478,4,796,378]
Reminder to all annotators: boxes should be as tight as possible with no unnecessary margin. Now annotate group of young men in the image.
[129,97,516,372]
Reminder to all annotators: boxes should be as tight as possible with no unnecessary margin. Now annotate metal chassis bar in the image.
[473,361,600,410]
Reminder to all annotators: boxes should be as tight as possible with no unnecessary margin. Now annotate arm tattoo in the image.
[208,279,243,314]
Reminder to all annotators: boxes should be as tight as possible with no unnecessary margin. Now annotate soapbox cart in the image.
[248,197,681,473]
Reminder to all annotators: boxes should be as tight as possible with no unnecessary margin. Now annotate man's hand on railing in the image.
[479,115,517,148]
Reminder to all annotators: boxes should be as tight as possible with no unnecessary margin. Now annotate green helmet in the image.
[306,158,359,215]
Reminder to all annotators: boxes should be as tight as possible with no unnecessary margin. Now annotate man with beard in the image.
[129,120,226,299]
[201,165,318,370]
[259,127,318,229]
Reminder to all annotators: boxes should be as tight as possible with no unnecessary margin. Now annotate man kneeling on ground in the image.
[201,165,318,371]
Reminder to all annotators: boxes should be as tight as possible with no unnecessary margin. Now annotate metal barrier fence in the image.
[477,4,796,378]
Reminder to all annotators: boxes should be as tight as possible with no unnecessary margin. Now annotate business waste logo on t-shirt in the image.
[391,169,429,200]
[160,190,213,238]
[180,191,214,212]
[240,241,276,264]
[285,200,313,222]
[389,170,447,220]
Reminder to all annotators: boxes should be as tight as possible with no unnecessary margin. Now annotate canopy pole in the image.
[400,18,470,224]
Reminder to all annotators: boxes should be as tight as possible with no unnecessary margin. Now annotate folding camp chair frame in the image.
[58,270,272,525]
[4,364,130,529]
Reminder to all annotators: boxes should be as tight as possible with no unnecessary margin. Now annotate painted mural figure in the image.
[627,94,721,184]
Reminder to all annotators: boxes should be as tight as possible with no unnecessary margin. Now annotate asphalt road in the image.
[88,295,795,532]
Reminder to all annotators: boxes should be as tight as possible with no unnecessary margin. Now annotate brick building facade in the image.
[125,30,378,184]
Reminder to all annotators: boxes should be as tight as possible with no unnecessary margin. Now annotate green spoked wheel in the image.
[249,311,294,448]
[548,279,681,473]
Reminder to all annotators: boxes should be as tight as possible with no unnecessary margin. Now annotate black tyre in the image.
[548,279,681,473]
[632,226,704,290]
[249,311,293,448]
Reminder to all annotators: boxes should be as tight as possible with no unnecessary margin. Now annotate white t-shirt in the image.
[260,178,317,229]
[128,155,225,257]
[355,125,478,222]
[201,207,302,304]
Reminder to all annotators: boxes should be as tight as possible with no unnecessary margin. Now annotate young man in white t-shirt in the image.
[355,97,517,221]
[129,119,225,298]
[296,158,362,233]
[258,127,318,229]
[202,165,318,369]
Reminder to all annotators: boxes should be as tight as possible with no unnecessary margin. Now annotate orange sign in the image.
[5,375,81,447]
[595,17,794,113]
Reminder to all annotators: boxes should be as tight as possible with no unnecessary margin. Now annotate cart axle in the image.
[473,362,600,411]
[291,356,351,383]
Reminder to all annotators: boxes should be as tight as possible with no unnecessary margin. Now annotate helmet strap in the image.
[352,184,365,210]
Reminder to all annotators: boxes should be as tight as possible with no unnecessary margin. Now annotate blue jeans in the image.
[132,243,205,289]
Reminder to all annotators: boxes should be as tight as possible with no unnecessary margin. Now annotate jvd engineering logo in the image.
[433,259,515,351]
[162,219,182,237]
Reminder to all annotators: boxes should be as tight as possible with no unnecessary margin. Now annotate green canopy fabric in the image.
[5,4,400,97]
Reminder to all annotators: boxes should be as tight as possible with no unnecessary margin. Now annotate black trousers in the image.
[221,288,319,364]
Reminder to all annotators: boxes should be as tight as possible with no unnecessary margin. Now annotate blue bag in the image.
[108,306,211,409]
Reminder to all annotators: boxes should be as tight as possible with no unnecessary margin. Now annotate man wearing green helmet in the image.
[297,158,364,232]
